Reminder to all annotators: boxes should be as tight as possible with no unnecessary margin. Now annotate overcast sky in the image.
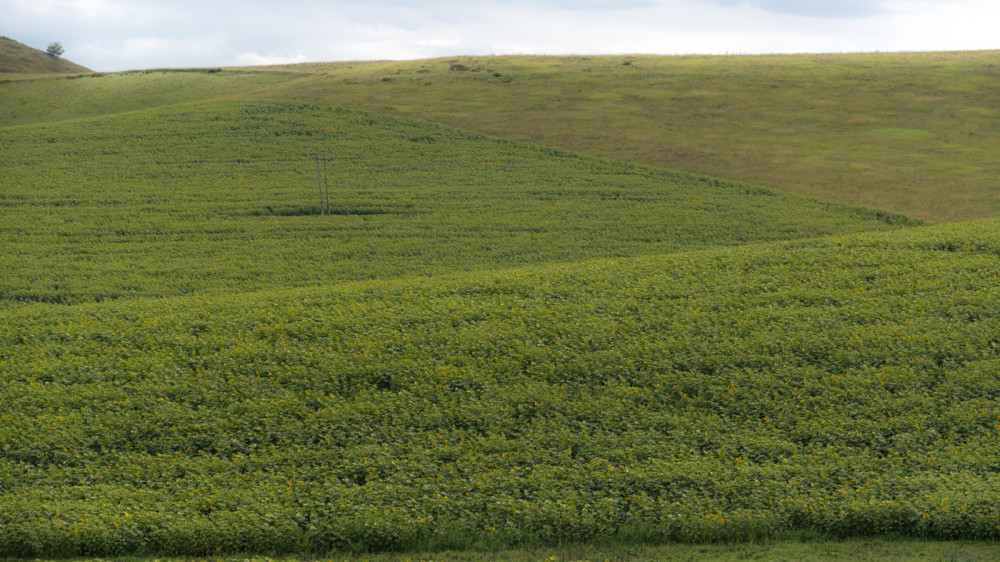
[4,0,998,71]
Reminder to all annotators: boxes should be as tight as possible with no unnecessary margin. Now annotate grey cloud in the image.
[711,0,886,19]
[327,0,656,9]
[505,0,657,9]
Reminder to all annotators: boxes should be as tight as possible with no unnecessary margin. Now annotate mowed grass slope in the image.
[0,69,298,127]
[5,52,999,222]
[0,99,910,305]
[251,52,1000,223]
[3,218,1000,556]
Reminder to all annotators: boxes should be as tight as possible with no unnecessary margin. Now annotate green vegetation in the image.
[14,538,1000,561]
[3,216,1000,556]
[0,99,909,305]
[5,51,999,221]
[0,36,91,75]
[0,70,296,127]
[3,43,1000,558]
[247,52,1000,223]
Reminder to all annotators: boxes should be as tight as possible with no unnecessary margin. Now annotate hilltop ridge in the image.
[0,36,92,74]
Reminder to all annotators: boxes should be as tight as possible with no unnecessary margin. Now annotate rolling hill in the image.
[0,36,91,74]
[3,41,1000,558]
[3,215,1000,556]
[3,51,999,222]
[0,99,910,305]
[245,52,1000,223]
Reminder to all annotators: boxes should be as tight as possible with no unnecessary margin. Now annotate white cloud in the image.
[877,0,1000,52]
[4,0,998,71]
[233,52,310,66]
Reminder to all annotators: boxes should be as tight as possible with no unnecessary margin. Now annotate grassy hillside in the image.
[4,52,999,222]
[0,36,91,74]
[0,69,297,126]
[3,49,1000,558]
[0,99,909,305]
[3,218,1000,556]
[247,52,1000,223]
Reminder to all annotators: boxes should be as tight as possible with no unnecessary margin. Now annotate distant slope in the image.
[2,217,1000,556]
[3,52,999,223]
[0,36,91,74]
[249,52,1000,223]
[0,68,299,127]
[0,99,912,305]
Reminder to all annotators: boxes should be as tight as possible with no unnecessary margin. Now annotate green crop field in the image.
[249,52,1000,224]
[4,217,1000,556]
[4,51,1000,222]
[0,99,908,305]
[0,69,297,127]
[3,48,1000,559]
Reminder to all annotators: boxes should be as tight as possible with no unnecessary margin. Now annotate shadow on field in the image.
[250,205,408,217]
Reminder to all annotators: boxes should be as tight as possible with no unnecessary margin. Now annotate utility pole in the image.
[323,154,330,215]
[315,154,330,216]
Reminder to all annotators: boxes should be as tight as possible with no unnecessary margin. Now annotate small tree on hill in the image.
[46,42,64,57]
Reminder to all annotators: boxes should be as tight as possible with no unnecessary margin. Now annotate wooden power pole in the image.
[315,154,330,216]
